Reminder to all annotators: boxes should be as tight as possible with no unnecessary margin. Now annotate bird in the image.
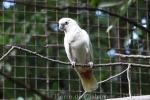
[58,18,98,92]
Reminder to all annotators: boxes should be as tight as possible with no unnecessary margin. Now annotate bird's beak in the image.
[58,24,64,31]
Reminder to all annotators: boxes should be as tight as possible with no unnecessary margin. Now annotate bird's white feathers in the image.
[59,18,98,92]
[59,18,91,63]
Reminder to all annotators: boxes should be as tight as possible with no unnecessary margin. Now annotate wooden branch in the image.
[115,53,150,59]
[106,95,150,100]
[1,46,150,68]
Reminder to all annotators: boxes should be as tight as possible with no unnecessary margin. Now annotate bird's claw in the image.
[71,61,76,68]
[88,62,94,68]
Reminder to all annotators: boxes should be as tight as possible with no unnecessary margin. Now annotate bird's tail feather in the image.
[76,68,98,92]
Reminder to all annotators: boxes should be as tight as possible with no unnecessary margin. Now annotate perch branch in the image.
[0,46,15,61]
[98,64,131,84]
[13,46,70,65]
[115,53,150,59]
[127,64,132,100]
[0,46,150,68]
[78,91,87,100]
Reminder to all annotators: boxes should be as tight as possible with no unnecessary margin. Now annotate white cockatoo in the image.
[58,18,98,92]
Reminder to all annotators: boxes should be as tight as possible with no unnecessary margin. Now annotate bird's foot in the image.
[71,61,76,68]
[88,61,94,68]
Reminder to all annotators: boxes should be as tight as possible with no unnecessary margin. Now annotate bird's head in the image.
[58,18,78,31]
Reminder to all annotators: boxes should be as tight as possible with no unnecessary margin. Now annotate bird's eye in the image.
[65,22,68,25]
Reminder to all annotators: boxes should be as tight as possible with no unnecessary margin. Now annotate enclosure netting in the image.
[0,0,150,100]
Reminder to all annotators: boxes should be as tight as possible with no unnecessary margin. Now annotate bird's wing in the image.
[64,37,73,63]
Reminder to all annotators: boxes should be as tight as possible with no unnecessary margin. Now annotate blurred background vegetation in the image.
[0,0,150,100]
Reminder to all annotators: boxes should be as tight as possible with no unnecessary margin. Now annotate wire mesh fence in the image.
[0,0,150,100]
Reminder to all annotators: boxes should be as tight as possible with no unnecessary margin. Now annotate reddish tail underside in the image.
[76,68,98,92]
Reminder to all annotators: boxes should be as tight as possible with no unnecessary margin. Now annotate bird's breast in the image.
[71,40,87,63]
